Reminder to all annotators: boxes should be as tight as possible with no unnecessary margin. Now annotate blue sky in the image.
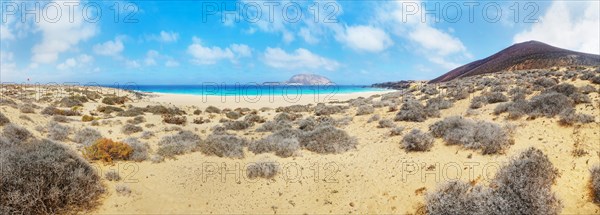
[1,0,598,85]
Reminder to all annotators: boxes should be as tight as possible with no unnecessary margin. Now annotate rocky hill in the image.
[286,74,333,85]
[429,41,600,83]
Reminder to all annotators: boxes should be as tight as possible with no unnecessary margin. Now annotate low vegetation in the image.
[246,160,279,179]
[0,139,104,214]
[157,131,202,158]
[401,129,434,152]
[591,166,600,204]
[84,138,133,162]
[73,127,103,146]
[200,134,247,158]
[426,147,561,214]
[429,116,514,154]
[300,125,357,154]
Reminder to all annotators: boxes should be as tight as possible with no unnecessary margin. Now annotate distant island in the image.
[263,74,334,85]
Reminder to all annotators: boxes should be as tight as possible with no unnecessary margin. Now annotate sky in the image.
[0,0,599,85]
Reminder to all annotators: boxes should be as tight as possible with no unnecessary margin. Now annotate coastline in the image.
[145,89,396,109]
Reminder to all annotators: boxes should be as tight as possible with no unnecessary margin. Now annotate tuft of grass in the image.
[390,126,404,136]
[115,184,132,196]
[367,114,380,123]
[401,129,434,152]
[314,103,344,116]
[19,103,36,113]
[97,106,124,114]
[0,139,104,214]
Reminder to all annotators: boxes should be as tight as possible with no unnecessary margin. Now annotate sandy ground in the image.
[1,79,599,214]
[147,90,393,109]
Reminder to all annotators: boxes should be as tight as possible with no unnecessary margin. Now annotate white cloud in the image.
[159,31,179,43]
[408,25,466,56]
[126,60,141,69]
[0,24,14,40]
[144,50,160,66]
[263,47,340,71]
[338,25,393,52]
[165,59,180,67]
[513,1,600,54]
[56,54,94,70]
[31,0,97,64]
[299,27,319,45]
[187,37,251,65]
[93,37,125,57]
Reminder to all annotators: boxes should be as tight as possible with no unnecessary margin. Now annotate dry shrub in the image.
[223,120,252,130]
[97,106,124,114]
[156,131,202,157]
[356,104,374,116]
[390,126,404,136]
[395,100,428,122]
[126,116,146,124]
[115,184,131,196]
[225,111,242,119]
[84,138,133,162]
[249,128,301,157]
[367,114,380,123]
[145,105,185,115]
[494,92,574,119]
[73,127,102,146]
[429,116,513,154]
[19,103,36,113]
[105,170,121,181]
[0,139,104,214]
[558,109,595,126]
[200,134,247,158]
[244,113,265,124]
[41,106,79,116]
[122,138,150,161]
[591,166,600,204]
[2,123,33,145]
[82,115,95,122]
[162,114,186,125]
[118,107,145,117]
[300,125,357,154]
[426,147,561,215]
[246,160,279,179]
[47,121,70,141]
[378,119,395,128]
[121,124,143,135]
[276,104,311,113]
[101,96,127,105]
[274,112,302,122]
[0,111,10,125]
[314,103,344,116]
[401,129,434,152]
[205,105,221,113]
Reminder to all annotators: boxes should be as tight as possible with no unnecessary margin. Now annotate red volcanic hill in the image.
[429,41,600,83]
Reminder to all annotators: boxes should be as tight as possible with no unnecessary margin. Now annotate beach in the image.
[1,73,599,214]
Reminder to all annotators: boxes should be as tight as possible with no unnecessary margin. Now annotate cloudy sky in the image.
[1,0,599,85]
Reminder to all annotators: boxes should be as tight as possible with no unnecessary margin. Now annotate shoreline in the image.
[145,89,396,109]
